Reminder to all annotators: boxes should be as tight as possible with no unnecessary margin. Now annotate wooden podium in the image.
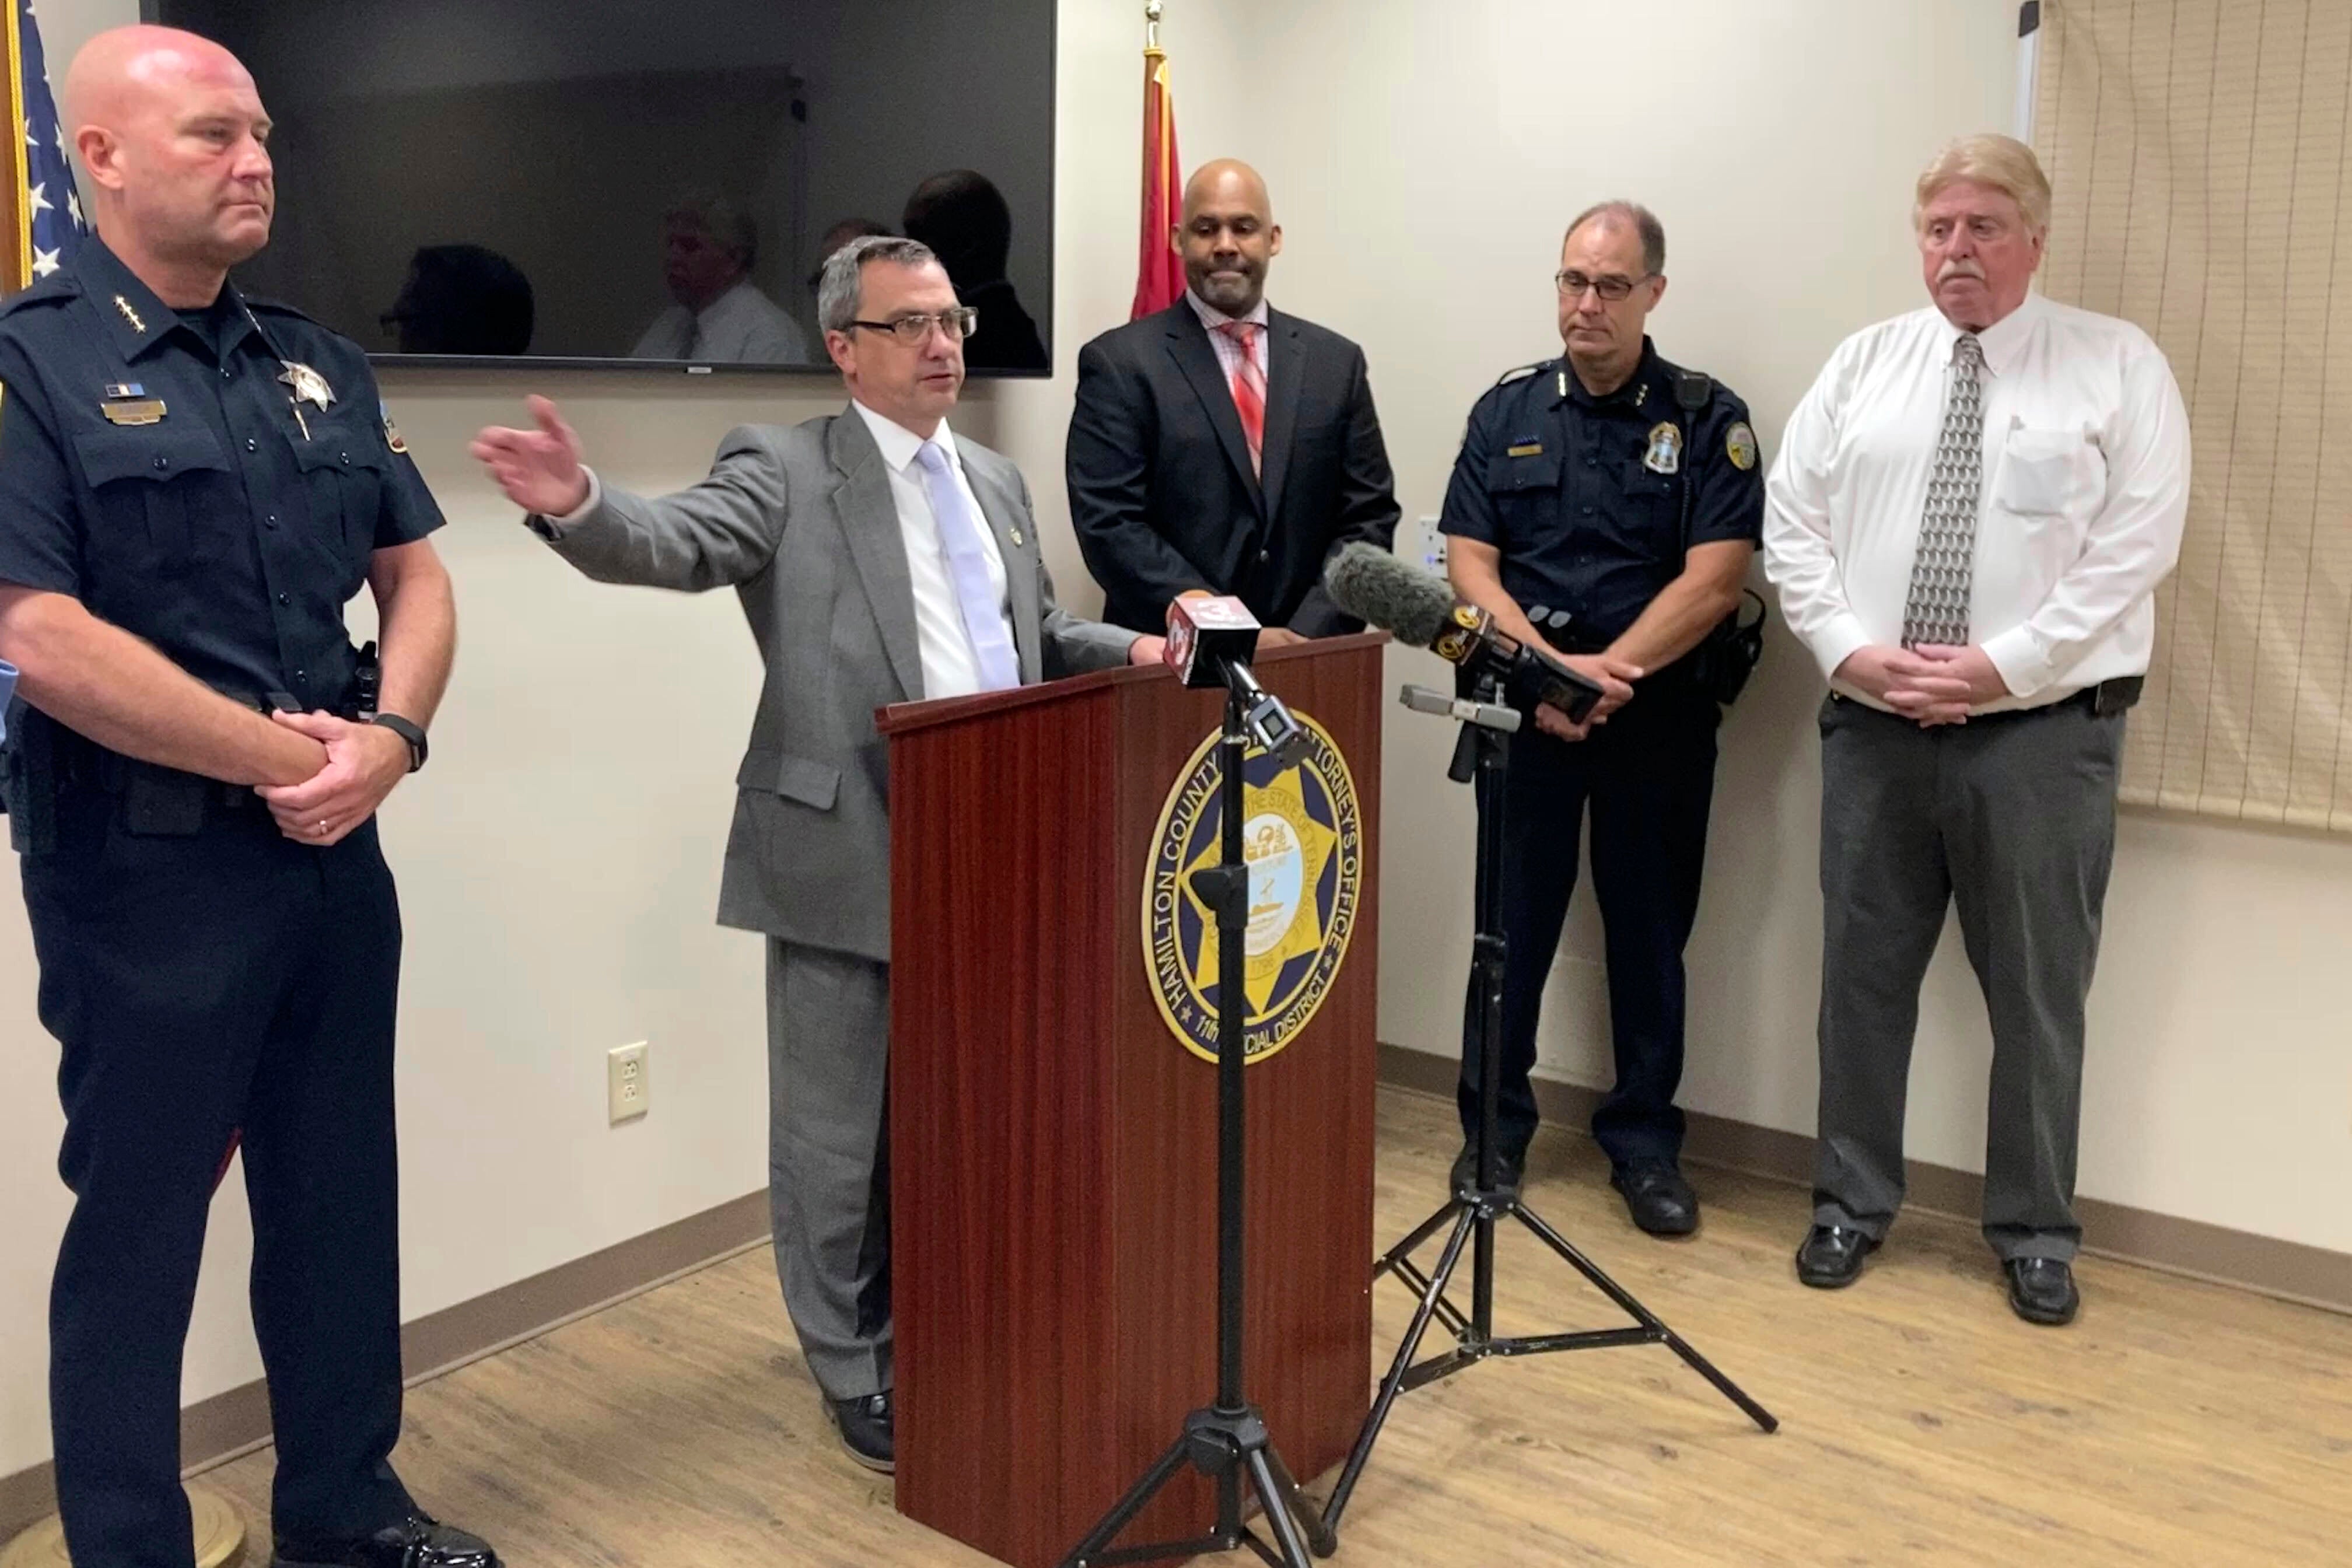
[878,634,1384,1568]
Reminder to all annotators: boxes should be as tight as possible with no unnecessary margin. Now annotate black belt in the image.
[2039,676,2144,718]
[52,732,260,836]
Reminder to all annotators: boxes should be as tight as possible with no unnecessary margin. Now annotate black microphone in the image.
[1163,595,1310,768]
[1324,542,1605,724]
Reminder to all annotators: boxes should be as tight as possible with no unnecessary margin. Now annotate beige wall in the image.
[7,0,2349,1482]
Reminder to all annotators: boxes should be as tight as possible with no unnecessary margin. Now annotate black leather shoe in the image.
[829,1390,895,1472]
[2004,1258,2080,1326]
[272,1514,500,1567]
[1794,1224,1878,1289]
[1450,1140,1525,1194]
[1610,1160,1699,1237]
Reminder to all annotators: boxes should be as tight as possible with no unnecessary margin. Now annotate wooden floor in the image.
[202,1087,2352,1566]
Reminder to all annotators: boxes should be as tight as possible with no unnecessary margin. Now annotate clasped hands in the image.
[255,712,410,847]
[1530,645,1642,743]
[1834,643,2009,725]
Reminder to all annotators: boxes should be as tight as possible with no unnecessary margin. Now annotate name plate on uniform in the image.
[101,397,167,426]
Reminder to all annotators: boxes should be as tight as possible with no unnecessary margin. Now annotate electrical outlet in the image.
[608,1042,649,1125]
[1418,516,1447,574]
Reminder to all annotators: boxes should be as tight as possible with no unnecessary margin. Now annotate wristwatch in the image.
[368,712,429,774]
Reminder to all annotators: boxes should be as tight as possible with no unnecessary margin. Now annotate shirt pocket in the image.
[1993,426,2101,519]
[69,421,233,580]
[289,410,392,571]
[1482,447,1562,548]
[1618,458,1681,556]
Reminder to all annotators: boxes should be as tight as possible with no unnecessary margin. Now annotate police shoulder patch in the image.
[1726,421,1759,471]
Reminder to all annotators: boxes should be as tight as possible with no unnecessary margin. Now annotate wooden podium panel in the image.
[884,636,1382,1568]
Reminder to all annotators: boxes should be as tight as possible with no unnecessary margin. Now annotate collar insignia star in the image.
[112,295,146,334]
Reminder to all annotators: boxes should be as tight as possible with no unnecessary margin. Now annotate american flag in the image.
[15,0,87,287]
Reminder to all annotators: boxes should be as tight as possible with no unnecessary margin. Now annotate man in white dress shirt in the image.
[1763,135,2189,1326]
[472,236,1157,1469]
[628,194,812,364]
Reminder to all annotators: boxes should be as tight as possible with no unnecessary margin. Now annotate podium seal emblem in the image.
[1143,712,1364,1065]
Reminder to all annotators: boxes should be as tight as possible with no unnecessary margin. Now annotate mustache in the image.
[1937,258,1986,283]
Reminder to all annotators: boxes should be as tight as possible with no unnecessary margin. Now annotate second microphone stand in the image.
[1318,671,1779,1540]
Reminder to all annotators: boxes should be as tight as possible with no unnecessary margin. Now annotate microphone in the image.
[1323,543,1605,724]
[1163,593,1262,690]
[1163,595,1310,768]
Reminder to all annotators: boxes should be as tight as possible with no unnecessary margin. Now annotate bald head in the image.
[1175,159,1281,316]
[62,25,251,135]
[1181,159,1273,226]
[63,25,275,300]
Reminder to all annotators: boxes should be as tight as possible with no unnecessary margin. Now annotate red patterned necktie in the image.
[1217,320,1265,475]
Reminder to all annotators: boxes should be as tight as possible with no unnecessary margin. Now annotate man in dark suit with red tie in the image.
[1067,159,1399,640]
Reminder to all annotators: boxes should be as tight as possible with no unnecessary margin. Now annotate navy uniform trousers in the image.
[25,782,412,1568]
[1457,680,1720,1168]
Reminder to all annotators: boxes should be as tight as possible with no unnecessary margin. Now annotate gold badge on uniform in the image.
[1643,421,1681,475]
[1726,421,1759,472]
[100,382,166,426]
[1506,442,1545,458]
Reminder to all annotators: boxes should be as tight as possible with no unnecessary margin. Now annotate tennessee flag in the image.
[1130,38,1182,319]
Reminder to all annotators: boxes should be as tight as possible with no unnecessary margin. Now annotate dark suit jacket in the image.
[1066,300,1400,635]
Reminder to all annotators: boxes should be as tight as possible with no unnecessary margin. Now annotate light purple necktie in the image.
[914,440,1021,691]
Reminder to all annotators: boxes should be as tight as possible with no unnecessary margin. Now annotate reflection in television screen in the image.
[152,0,1058,374]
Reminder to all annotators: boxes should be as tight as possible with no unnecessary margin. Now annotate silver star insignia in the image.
[278,361,335,411]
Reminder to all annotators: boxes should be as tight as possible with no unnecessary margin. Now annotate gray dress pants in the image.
[1811,692,2124,1262]
[765,939,893,1399]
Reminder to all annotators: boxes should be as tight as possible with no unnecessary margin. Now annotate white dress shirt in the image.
[630,278,813,365]
[1763,292,2190,712]
[848,400,1014,702]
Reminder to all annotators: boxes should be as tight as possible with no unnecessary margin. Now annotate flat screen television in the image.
[145,0,1059,374]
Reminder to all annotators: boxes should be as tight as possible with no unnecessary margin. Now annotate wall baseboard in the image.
[1376,1042,2352,1318]
[0,1190,769,1542]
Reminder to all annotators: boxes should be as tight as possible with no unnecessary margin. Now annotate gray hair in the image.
[1564,200,1665,278]
[664,192,758,270]
[1915,134,2052,235]
[817,235,940,334]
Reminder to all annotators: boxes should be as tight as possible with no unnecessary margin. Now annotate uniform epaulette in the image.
[1492,360,1548,388]
[0,274,82,317]
[242,295,321,326]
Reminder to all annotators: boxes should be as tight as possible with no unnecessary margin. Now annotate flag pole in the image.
[5,0,32,293]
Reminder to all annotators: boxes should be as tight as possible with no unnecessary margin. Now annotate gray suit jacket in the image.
[541,406,1140,961]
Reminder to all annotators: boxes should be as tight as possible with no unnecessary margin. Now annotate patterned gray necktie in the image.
[1901,332,1985,648]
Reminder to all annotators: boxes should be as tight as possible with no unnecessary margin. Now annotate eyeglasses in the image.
[850,307,979,344]
[1554,271,1655,302]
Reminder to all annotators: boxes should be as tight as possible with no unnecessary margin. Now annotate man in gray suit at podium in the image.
[472,236,1158,1472]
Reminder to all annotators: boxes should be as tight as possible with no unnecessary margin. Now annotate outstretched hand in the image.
[470,396,591,518]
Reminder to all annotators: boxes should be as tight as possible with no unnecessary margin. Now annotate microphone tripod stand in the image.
[1317,672,1779,1541]
[1061,679,1331,1568]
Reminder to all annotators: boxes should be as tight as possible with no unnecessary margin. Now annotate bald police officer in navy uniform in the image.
[0,27,495,1568]
[1439,201,1763,1238]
